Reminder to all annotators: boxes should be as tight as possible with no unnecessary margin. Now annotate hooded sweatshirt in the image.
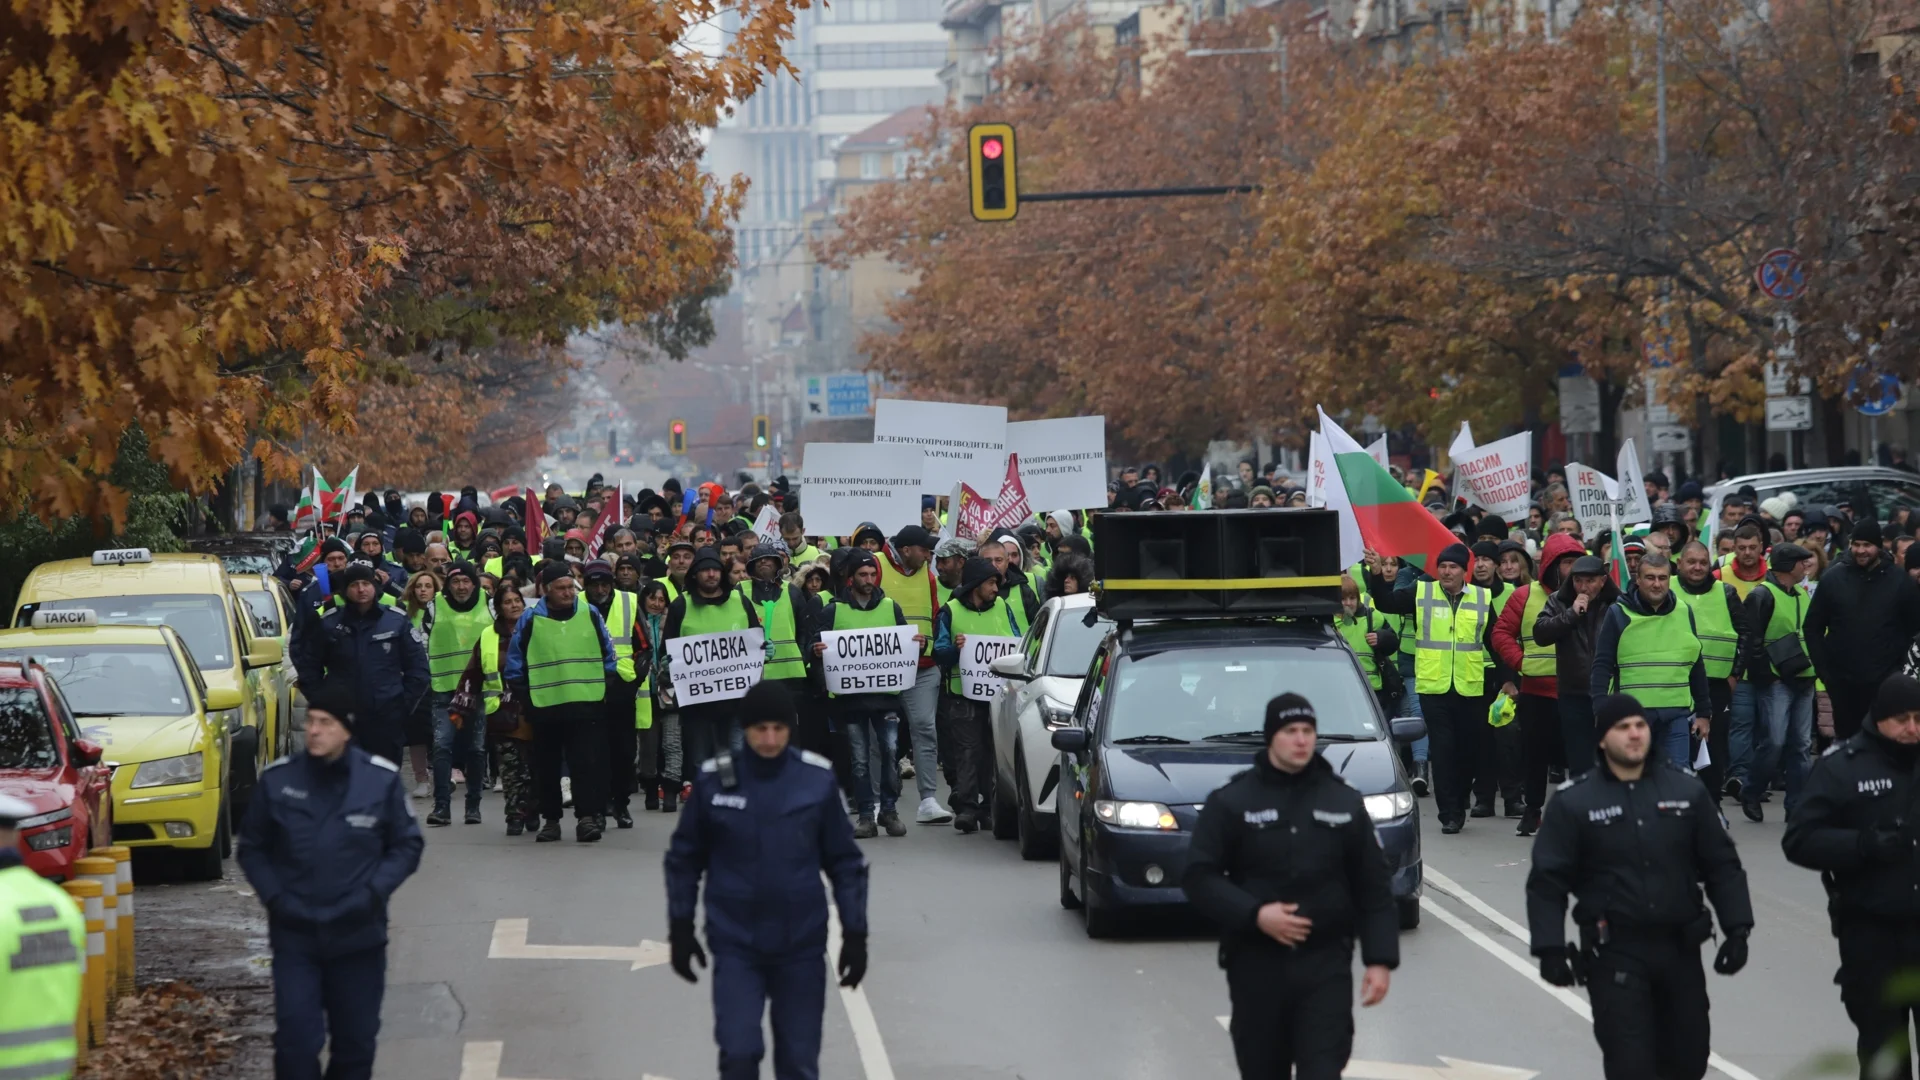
[1491,532,1585,698]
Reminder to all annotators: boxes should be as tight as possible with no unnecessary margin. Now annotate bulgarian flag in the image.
[1319,408,1460,573]
[292,467,330,532]
[328,465,360,526]
[1608,505,1629,587]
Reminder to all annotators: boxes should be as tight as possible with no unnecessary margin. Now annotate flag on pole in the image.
[956,484,995,538]
[1320,408,1461,573]
[328,465,360,527]
[523,485,545,554]
[1608,505,1629,587]
[585,482,624,558]
[986,454,1032,532]
[1191,463,1213,509]
[293,467,330,532]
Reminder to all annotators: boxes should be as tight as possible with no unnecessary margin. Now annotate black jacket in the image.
[1806,556,1920,688]
[1533,576,1620,696]
[1526,758,1752,954]
[1589,585,1711,716]
[1182,752,1399,969]
[1783,727,1920,927]
[1740,574,1815,686]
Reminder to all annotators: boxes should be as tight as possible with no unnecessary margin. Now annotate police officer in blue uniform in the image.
[664,680,870,1080]
[292,561,430,765]
[238,682,424,1080]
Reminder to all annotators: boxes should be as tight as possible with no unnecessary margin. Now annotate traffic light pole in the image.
[1022,184,1260,202]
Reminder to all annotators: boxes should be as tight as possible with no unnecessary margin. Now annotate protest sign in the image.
[985,454,1032,532]
[1006,416,1107,510]
[955,483,995,538]
[667,628,765,706]
[1567,463,1621,538]
[1365,434,1390,468]
[873,399,1007,492]
[752,504,781,545]
[1451,431,1533,522]
[799,443,924,537]
[957,634,1023,702]
[1307,431,1330,508]
[938,482,963,540]
[1614,438,1652,524]
[819,625,920,696]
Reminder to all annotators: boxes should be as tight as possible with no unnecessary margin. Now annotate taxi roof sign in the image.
[30,609,98,629]
[91,548,153,566]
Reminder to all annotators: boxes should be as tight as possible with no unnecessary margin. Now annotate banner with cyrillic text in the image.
[1450,431,1533,522]
[873,399,1007,492]
[958,635,1023,702]
[1567,463,1620,539]
[1006,416,1107,510]
[667,628,766,707]
[798,443,924,538]
[819,625,919,695]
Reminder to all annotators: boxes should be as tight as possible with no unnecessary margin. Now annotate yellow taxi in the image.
[13,549,286,816]
[230,572,302,760]
[0,612,237,880]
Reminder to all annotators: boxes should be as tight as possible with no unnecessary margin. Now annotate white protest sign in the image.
[751,504,781,545]
[1448,421,1475,462]
[873,399,1007,492]
[1450,431,1533,522]
[1006,416,1107,510]
[798,443,924,538]
[1307,430,1330,508]
[666,628,766,706]
[1614,438,1652,525]
[819,625,920,696]
[958,634,1023,702]
[1365,434,1390,468]
[938,482,963,540]
[1567,463,1620,538]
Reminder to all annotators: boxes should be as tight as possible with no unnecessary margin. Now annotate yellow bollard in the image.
[58,884,90,1067]
[93,845,135,999]
[63,878,106,1048]
[73,855,118,1014]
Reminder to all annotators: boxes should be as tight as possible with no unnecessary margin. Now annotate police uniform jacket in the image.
[236,746,425,956]
[1182,751,1400,969]
[1783,727,1920,925]
[663,746,868,960]
[1526,759,1752,954]
[292,602,429,727]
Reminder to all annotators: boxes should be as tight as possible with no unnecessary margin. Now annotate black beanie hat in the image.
[737,679,795,729]
[536,560,574,588]
[394,530,426,556]
[1906,543,1920,572]
[1436,542,1472,569]
[1470,540,1501,562]
[1852,518,1885,546]
[1474,515,1509,540]
[1594,693,1644,741]
[1871,674,1920,724]
[302,681,358,731]
[1264,692,1318,741]
[958,557,999,598]
[335,562,378,590]
[320,536,351,558]
[691,546,726,575]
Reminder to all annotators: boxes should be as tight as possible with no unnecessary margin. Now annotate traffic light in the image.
[968,123,1017,222]
[669,419,687,455]
[753,414,770,449]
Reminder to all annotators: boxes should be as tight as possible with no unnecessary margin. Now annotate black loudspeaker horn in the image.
[1092,509,1344,620]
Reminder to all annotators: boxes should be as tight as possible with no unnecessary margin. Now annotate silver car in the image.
[1704,466,1920,544]
[988,594,1112,860]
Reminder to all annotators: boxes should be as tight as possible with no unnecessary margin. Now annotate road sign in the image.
[1558,372,1601,435]
[1642,334,1674,368]
[1850,371,1902,416]
[804,372,875,419]
[1764,360,1803,397]
[1650,424,1692,453]
[1765,395,1813,431]
[1754,248,1806,301]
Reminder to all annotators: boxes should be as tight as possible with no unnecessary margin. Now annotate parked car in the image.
[988,594,1112,860]
[0,654,112,881]
[1705,466,1920,543]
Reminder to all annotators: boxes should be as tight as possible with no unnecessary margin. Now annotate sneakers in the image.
[854,816,879,840]
[1409,764,1430,798]
[577,817,604,843]
[954,811,979,834]
[899,758,916,780]
[536,819,562,842]
[915,797,953,824]
[1440,817,1464,834]
[1516,809,1541,837]
[879,811,907,837]
[426,808,452,827]
[560,776,574,808]
[411,780,431,799]
[452,769,466,786]
[465,808,482,825]
[506,819,524,837]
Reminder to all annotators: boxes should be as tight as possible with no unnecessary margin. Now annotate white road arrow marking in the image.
[1342,1057,1537,1080]
[460,1040,674,1080]
[487,918,672,971]
[827,895,896,1080]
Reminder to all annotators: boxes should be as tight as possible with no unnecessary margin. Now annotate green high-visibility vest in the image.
[828,597,907,698]
[1412,580,1491,696]
[1336,610,1384,690]
[738,582,805,682]
[1519,585,1555,677]
[1761,579,1809,679]
[525,604,607,708]
[430,594,491,692]
[0,864,84,1080]
[635,616,666,732]
[790,543,823,565]
[1613,602,1703,708]
[879,555,939,658]
[1397,612,1417,658]
[600,590,639,683]
[478,626,504,716]
[942,597,1023,694]
[1677,583,1739,679]
[678,591,754,637]
[483,556,504,579]
[1483,584,1514,670]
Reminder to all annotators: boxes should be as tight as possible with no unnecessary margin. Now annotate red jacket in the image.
[1491,533,1586,699]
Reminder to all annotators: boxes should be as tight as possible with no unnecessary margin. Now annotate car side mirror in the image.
[990,654,1030,681]
[204,686,245,713]
[245,637,285,669]
[1051,728,1089,754]
[1390,717,1428,744]
[71,739,103,767]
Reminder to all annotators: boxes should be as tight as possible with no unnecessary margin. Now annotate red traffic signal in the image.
[981,136,1003,160]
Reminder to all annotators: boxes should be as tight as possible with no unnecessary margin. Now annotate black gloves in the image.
[669,919,707,984]
[1538,948,1576,987]
[838,931,868,989]
[1713,930,1749,976]
[1862,827,1910,864]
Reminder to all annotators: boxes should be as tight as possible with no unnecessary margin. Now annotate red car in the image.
[0,660,111,880]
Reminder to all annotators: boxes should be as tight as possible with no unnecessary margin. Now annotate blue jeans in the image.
[845,709,900,816]
[1727,680,1758,786]
[1749,679,1815,814]
[1643,706,1693,769]
[431,689,484,814]
[1396,655,1428,763]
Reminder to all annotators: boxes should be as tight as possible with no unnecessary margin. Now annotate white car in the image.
[989,594,1113,860]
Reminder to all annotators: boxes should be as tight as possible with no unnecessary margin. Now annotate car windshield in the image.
[1106,645,1381,742]
[239,591,283,637]
[0,646,192,718]
[26,595,232,672]
[1751,476,1920,522]
[0,686,58,769]
[218,554,279,576]
[1046,611,1112,677]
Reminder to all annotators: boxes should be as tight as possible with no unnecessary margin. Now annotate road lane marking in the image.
[460,1040,674,1080]
[487,917,671,971]
[1422,868,1763,1080]
[827,896,896,1080]
[1343,1057,1538,1080]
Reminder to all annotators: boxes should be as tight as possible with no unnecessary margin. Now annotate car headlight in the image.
[209,708,242,734]
[1038,696,1075,729]
[1093,800,1178,830]
[16,807,71,830]
[27,827,72,851]
[131,753,204,789]
[1365,792,1415,822]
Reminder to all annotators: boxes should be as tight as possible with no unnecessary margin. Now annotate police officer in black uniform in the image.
[663,680,870,1080]
[1527,693,1753,1080]
[237,682,424,1080]
[1784,673,1920,1079]
[1183,692,1398,1080]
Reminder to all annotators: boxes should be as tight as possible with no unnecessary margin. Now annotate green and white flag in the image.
[1191,463,1213,509]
